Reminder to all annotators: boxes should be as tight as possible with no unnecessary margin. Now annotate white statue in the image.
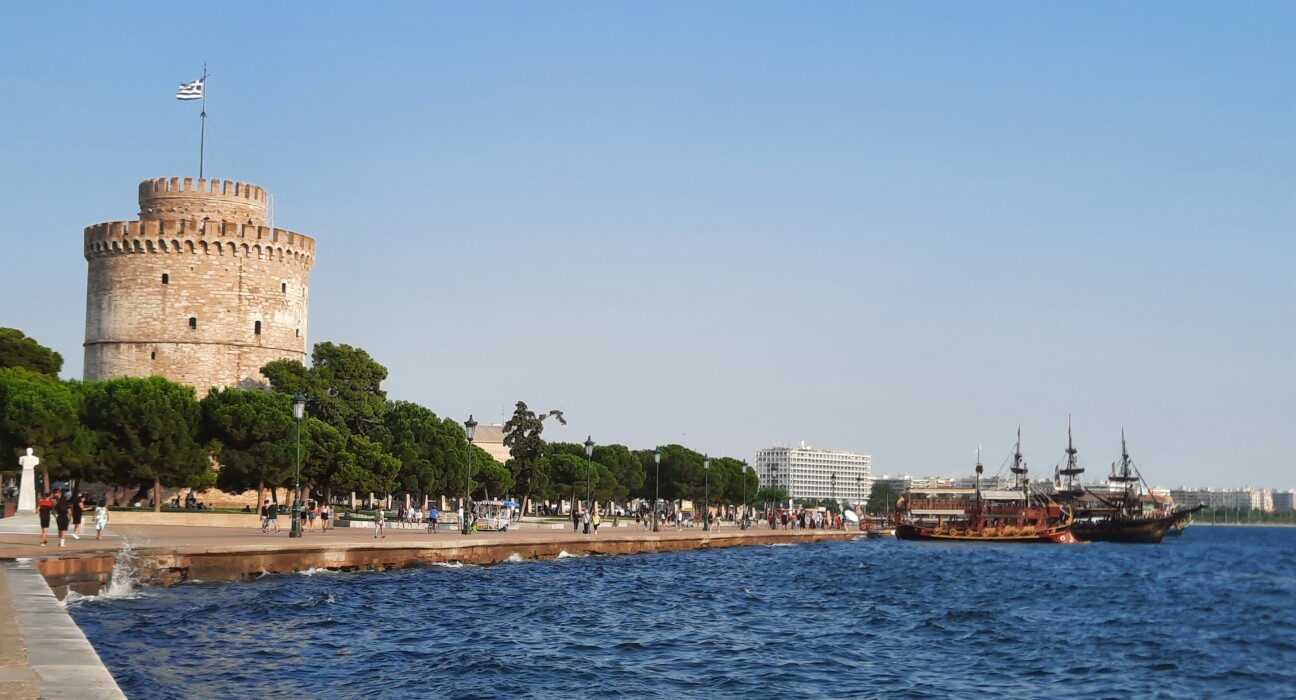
[17,448,39,514]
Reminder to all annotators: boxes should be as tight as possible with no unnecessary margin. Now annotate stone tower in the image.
[83,177,315,395]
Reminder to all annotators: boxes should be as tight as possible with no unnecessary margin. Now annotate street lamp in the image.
[653,447,662,533]
[289,393,307,538]
[856,474,862,511]
[740,460,749,530]
[462,415,477,535]
[831,472,837,513]
[702,454,711,532]
[584,436,595,516]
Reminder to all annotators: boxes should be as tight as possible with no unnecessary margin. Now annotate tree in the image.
[0,368,83,488]
[591,444,644,504]
[0,328,63,377]
[82,377,210,512]
[299,417,347,503]
[331,434,399,498]
[866,480,902,515]
[471,447,512,500]
[502,401,566,511]
[754,486,790,506]
[261,342,389,437]
[200,388,295,507]
[379,401,468,503]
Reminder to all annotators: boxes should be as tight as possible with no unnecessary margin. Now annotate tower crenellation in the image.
[83,178,316,396]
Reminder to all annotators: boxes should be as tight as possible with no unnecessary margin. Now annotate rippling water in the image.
[70,527,1296,699]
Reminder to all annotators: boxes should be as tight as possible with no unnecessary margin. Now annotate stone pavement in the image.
[0,560,125,699]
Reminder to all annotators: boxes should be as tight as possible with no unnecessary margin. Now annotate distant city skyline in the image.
[1,3,1291,489]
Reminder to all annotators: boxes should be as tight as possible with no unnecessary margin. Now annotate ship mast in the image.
[1058,415,1084,493]
[1010,425,1029,504]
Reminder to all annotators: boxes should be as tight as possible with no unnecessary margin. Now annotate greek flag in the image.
[176,79,204,100]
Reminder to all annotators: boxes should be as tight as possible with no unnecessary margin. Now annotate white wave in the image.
[297,567,339,576]
[556,550,586,559]
[430,561,464,568]
[504,553,524,563]
[763,543,796,548]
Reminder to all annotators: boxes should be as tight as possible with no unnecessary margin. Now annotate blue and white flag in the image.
[176,79,204,100]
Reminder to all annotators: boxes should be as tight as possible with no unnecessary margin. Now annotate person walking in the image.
[319,503,330,532]
[572,507,580,532]
[37,492,54,546]
[374,505,386,538]
[427,506,438,533]
[582,508,591,535]
[71,493,86,539]
[54,492,71,547]
[592,509,601,535]
[94,498,109,540]
[266,499,280,533]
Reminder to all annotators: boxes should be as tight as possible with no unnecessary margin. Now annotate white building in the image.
[755,442,872,504]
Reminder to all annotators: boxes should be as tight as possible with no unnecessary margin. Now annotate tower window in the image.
[162,273,169,284]
[295,328,300,338]
[150,351,156,360]
[189,317,197,330]
[281,282,287,293]
[254,321,262,335]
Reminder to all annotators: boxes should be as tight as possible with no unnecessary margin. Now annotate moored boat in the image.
[894,433,1078,544]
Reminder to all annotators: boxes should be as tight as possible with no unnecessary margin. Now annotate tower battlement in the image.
[83,220,315,266]
[138,177,268,225]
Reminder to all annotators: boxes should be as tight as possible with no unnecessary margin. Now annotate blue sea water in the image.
[69,526,1296,699]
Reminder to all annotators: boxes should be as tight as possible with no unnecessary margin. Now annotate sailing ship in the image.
[1059,429,1202,544]
[894,431,1077,544]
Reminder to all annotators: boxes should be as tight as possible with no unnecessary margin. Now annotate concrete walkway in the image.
[0,560,125,699]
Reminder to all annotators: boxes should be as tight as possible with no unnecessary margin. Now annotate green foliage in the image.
[378,401,468,500]
[502,401,565,501]
[0,367,83,477]
[754,486,790,505]
[0,328,63,377]
[471,446,513,499]
[199,388,295,494]
[261,342,388,437]
[591,444,644,503]
[82,377,211,506]
[866,480,902,514]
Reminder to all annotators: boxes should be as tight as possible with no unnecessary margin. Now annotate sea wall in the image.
[34,531,856,597]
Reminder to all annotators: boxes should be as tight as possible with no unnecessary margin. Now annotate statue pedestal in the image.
[17,463,37,514]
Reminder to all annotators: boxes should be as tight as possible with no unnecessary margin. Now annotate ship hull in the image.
[895,523,1077,544]
[1071,507,1203,544]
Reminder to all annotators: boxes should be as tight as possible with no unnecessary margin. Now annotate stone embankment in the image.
[11,525,860,597]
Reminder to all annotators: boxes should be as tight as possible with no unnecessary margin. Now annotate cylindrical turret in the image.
[83,178,315,396]
[138,177,268,225]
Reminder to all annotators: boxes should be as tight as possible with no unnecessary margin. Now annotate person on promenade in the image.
[572,507,580,532]
[94,498,109,540]
[54,491,71,547]
[592,509,601,535]
[374,505,386,538]
[582,508,591,535]
[71,493,86,539]
[427,506,438,533]
[37,492,54,546]
[306,502,317,531]
[319,503,330,532]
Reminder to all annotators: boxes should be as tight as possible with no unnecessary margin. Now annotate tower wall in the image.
[83,181,315,396]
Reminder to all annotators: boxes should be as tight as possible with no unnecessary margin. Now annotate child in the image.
[94,498,109,540]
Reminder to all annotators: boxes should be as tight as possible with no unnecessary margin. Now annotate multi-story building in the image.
[755,442,872,505]
[1272,490,1296,512]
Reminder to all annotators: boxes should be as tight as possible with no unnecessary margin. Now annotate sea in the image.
[68,526,1296,699]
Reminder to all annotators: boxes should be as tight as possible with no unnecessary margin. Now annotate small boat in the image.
[894,433,1077,544]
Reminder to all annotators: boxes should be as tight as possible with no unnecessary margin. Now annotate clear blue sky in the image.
[2,2,1291,489]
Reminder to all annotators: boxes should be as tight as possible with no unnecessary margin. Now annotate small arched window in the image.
[295,328,300,338]
[281,282,287,293]
[150,351,156,360]
[161,273,169,284]
[189,317,197,330]
[254,321,262,335]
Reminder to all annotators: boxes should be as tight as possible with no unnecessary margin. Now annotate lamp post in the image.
[740,460,749,530]
[584,436,595,516]
[289,393,306,538]
[702,454,711,532]
[653,447,662,533]
[462,415,477,535]
[831,472,837,514]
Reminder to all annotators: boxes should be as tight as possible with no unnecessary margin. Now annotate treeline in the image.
[0,329,765,512]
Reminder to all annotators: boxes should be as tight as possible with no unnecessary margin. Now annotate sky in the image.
[1,2,1291,489]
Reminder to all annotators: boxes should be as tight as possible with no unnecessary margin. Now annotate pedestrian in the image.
[320,503,330,532]
[94,498,109,540]
[428,506,439,533]
[54,491,71,547]
[592,509,601,534]
[572,507,580,532]
[260,499,271,533]
[267,499,281,533]
[37,492,54,546]
[374,505,386,538]
[307,502,318,531]
[582,508,591,535]
[71,493,86,539]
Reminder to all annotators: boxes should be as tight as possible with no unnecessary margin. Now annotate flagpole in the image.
[199,63,207,179]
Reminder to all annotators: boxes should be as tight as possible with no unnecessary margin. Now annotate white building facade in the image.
[755,443,872,505]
